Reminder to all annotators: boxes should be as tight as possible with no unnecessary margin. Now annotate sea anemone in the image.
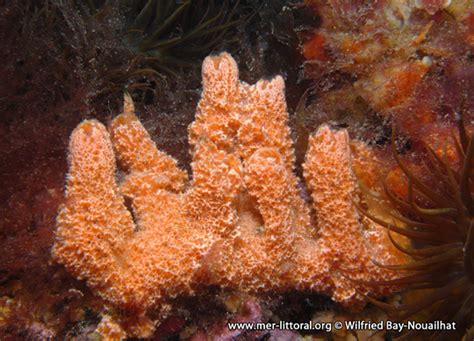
[21,0,249,100]
[359,111,474,340]
[124,0,244,76]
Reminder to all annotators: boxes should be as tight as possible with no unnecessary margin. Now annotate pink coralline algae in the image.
[52,52,407,338]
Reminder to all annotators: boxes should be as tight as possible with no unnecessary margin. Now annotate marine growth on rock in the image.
[53,52,407,338]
